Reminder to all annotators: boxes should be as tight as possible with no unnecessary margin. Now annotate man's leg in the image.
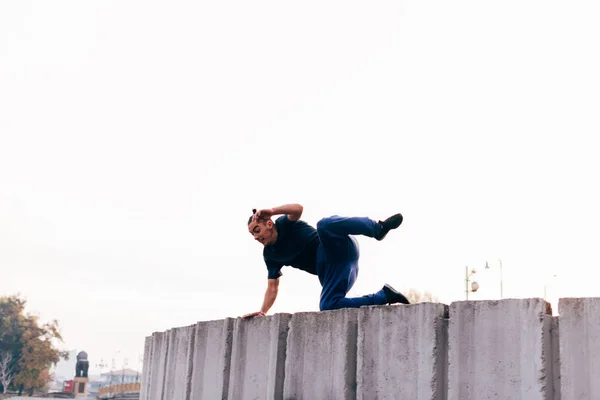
[316,215,411,310]
[316,214,403,254]
[317,238,388,311]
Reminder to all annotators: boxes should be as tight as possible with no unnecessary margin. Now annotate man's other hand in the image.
[242,311,266,319]
[252,208,274,222]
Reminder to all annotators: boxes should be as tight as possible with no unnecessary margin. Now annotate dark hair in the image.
[247,209,257,225]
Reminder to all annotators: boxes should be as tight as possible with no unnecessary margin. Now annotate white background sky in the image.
[1,0,599,376]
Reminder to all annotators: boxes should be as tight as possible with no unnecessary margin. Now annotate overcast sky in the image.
[1,0,599,375]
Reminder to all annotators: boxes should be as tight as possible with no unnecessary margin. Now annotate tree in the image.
[406,288,440,304]
[14,322,63,395]
[0,296,25,394]
[0,295,68,395]
[0,351,15,394]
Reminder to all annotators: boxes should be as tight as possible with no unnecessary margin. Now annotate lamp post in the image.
[485,258,503,299]
[465,266,479,300]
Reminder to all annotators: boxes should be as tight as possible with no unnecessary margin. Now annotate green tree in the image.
[0,295,68,395]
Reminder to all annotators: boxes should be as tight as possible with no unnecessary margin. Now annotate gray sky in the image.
[2,0,599,375]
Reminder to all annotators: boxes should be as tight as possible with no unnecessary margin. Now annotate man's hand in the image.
[252,204,303,222]
[242,311,266,319]
[252,208,274,223]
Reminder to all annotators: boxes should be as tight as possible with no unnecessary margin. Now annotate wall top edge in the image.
[148,297,600,335]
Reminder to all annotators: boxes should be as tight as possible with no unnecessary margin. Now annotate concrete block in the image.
[227,313,292,400]
[139,335,153,400]
[163,325,196,400]
[550,316,561,400]
[357,303,449,400]
[146,331,169,400]
[558,297,600,400]
[189,318,234,400]
[448,298,553,400]
[283,308,359,400]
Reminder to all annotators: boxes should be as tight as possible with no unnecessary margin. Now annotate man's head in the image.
[248,209,277,246]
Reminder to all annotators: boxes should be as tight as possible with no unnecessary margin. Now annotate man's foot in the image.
[375,213,403,241]
[382,284,410,305]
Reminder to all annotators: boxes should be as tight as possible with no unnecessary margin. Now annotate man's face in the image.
[248,219,276,246]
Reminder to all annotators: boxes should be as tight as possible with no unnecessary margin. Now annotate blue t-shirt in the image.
[263,215,320,279]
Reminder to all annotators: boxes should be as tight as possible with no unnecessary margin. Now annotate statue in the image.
[75,351,89,378]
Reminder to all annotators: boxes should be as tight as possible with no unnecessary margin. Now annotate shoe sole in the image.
[376,214,403,241]
[387,214,403,228]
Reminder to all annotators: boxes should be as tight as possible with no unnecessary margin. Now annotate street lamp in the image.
[465,266,479,300]
[485,258,503,299]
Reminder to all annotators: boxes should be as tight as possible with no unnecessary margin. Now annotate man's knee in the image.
[320,299,333,311]
[320,296,339,311]
[316,216,336,236]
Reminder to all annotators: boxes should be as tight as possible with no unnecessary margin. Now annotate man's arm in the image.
[243,278,280,318]
[254,203,303,222]
[260,278,279,313]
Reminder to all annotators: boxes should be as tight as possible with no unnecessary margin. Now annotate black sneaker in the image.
[382,284,410,305]
[375,213,403,241]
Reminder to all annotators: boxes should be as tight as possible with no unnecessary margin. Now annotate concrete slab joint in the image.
[227,312,292,400]
[189,317,234,400]
[163,324,196,400]
[145,330,169,400]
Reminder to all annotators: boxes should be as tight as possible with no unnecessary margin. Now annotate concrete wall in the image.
[140,318,234,400]
[140,297,600,400]
[447,298,553,400]
[188,318,234,399]
[228,313,291,400]
[558,297,600,400]
[139,332,153,400]
[163,325,195,400]
[144,330,169,400]
[284,308,358,400]
[357,303,448,400]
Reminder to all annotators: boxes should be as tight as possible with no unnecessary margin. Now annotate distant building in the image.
[100,368,141,385]
[87,368,140,399]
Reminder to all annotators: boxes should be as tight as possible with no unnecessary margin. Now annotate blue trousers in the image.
[315,216,388,311]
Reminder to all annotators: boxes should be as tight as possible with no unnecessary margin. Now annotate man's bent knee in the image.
[320,297,341,311]
[316,216,336,236]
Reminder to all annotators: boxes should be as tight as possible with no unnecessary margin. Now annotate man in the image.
[243,203,410,318]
